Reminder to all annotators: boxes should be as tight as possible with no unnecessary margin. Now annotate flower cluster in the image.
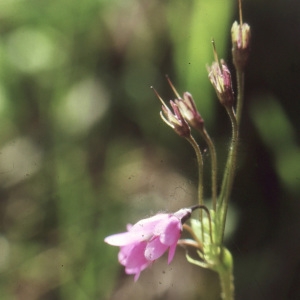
[104,208,192,281]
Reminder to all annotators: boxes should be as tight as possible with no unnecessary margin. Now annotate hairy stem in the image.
[199,128,218,211]
[217,248,234,300]
[217,107,238,244]
[186,135,204,207]
[186,135,205,241]
[235,70,245,127]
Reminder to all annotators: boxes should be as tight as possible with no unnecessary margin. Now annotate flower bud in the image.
[152,86,191,138]
[161,100,191,138]
[231,21,251,70]
[176,92,205,131]
[207,59,234,107]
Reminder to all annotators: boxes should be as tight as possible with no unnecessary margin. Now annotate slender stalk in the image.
[199,128,218,211]
[235,70,245,127]
[186,135,205,241]
[218,63,245,244]
[217,107,238,244]
[186,135,204,206]
[177,239,201,249]
[182,224,203,249]
[215,55,245,300]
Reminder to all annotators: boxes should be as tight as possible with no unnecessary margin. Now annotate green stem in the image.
[217,248,234,300]
[214,60,245,300]
[235,70,245,127]
[217,107,238,244]
[186,135,204,206]
[217,68,244,244]
[186,135,204,241]
[199,128,218,211]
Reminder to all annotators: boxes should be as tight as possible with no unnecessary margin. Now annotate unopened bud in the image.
[207,59,234,107]
[231,21,251,70]
[231,0,251,70]
[160,100,191,138]
[176,92,205,131]
[152,87,191,138]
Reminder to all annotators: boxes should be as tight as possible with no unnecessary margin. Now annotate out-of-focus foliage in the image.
[0,0,299,299]
[251,95,300,194]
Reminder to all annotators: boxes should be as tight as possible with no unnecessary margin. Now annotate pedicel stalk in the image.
[104,1,251,299]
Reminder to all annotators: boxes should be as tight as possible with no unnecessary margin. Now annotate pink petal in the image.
[120,242,149,270]
[130,214,169,234]
[167,243,177,264]
[119,242,151,281]
[144,237,168,261]
[155,216,181,246]
[118,244,134,266]
[104,232,141,246]
[126,260,151,282]
[126,224,133,231]
[133,272,141,282]
[105,214,172,247]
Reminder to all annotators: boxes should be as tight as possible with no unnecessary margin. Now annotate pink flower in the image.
[104,208,192,281]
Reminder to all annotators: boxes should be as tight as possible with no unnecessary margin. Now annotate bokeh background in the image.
[0,0,299,299]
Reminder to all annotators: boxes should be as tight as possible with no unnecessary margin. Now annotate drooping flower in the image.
[104,208,192,281]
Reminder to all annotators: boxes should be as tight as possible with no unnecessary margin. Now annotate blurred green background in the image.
[0,0,299,299]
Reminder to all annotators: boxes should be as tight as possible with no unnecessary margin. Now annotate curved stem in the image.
[190,205,214,244]
[182,224,203,250]
[177,239,201,249]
